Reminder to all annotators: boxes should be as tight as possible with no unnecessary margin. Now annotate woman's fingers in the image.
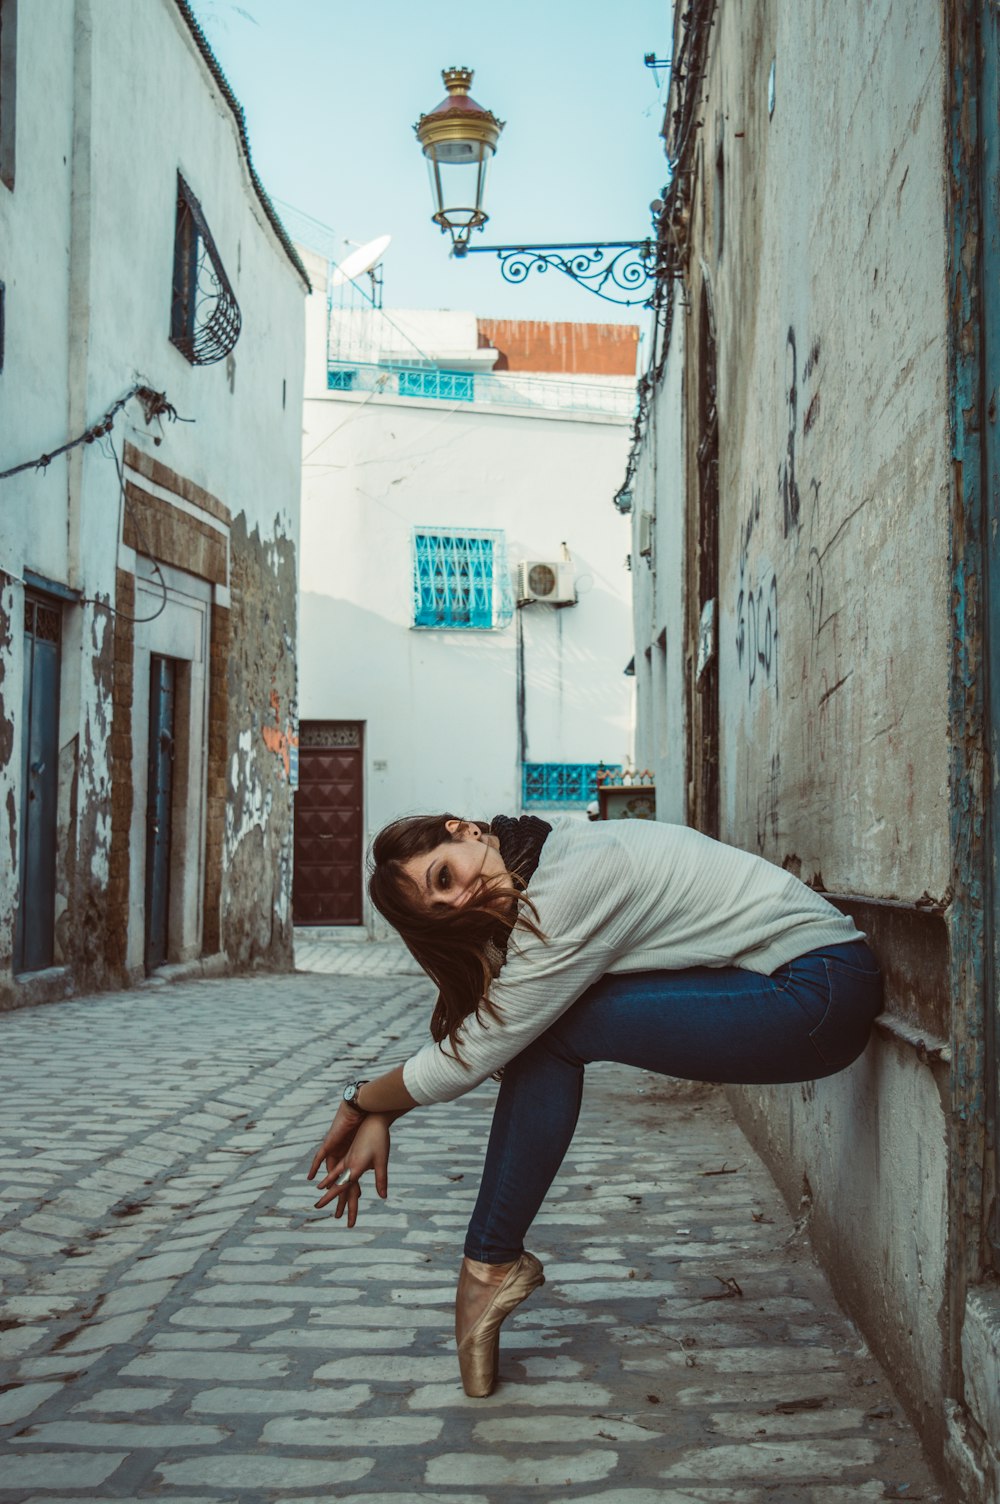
[307,1105,364,1182]
[313,1159,352,1210]
[317,1158,351,1192]
[314,1177,358,1213]
[308,1130,343,1181]
[337,1180,362,1228]
[311,1118,391,1213]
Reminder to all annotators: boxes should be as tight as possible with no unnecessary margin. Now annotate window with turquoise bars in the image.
[398,369,474,402]
[412,530,512,630]
[522,763,622,805]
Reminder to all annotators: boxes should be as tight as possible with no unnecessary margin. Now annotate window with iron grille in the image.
[399,369,474,402]
[0,0,16,191]
[327,368,357,391]
[522,763,621,806]
[169,174,242,366]
[412,529,512,630]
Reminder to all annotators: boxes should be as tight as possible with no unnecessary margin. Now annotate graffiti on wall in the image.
[780,330,823,538]
[731,328,826,853]
[782,328,801,537]
[756,750,780,852]
[734,327,825,704]
[736,565,779,700]
[736,486,780,700]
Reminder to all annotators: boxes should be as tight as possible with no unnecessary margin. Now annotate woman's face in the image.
[401,820,509,911]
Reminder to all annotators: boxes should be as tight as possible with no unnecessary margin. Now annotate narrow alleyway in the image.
[0,941,940,1503]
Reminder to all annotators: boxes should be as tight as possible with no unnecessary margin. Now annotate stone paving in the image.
[0,937,941,1503]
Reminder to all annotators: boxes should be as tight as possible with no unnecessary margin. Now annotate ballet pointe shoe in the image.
[455,1251,545,1398]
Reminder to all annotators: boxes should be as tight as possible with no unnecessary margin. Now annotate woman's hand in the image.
[307,1101,366,1187]
[309,1114,392,1226]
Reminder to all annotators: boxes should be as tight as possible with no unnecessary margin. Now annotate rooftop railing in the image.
[326,360,636,418]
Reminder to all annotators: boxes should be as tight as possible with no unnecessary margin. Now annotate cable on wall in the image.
[0,383,185,482]
[1,383,189,624]
[613,0,719,513]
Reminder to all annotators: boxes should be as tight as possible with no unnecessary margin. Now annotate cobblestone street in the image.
[0,940,940,1503]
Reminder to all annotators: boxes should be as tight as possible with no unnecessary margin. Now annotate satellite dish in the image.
[331,234,392,287]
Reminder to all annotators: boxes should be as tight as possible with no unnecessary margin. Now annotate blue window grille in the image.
[522,763,623,806]
[412,529,512,630]
[398,368,474,402]
[327,367,357,391]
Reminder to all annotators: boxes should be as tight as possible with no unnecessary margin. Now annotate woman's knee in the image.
[507,1022,587,1080]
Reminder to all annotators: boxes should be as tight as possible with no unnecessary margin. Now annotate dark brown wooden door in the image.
[293,744,363,924]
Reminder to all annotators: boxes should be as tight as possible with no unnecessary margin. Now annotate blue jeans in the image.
[464,939,882,1262]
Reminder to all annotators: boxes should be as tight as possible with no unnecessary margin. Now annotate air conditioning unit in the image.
[517,560,576,606]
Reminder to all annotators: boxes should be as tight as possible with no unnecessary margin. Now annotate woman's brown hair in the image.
[367,814,542,1059]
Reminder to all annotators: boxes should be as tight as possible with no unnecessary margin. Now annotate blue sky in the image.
[190,0,671,330]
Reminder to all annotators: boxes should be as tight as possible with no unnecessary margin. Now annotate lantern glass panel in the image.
[426,142,492,230]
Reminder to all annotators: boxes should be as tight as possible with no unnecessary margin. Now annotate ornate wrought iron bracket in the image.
[454,240,660,307]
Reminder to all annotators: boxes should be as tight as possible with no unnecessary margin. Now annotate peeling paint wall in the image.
[222,516,297,970]
[69,593,116,991]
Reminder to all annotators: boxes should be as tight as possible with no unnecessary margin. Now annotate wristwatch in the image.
[342,1079,369,1113]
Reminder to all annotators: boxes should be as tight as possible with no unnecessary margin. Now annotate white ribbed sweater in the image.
[402,817,861,1105]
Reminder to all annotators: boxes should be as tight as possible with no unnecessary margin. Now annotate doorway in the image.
[293,721,363,925]
[14,592,61,974]
[144,655,176,971]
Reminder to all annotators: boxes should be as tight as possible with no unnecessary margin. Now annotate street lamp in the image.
[414,68,661,307]
[413,68,505,254]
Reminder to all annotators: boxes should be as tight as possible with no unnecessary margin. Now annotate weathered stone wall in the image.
[221,516,297,970]
[105,572,136,982]
[633,0,957,1471]
[202,601,230,957]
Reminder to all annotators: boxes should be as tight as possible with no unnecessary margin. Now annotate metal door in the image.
[687,282,720,839]
[293,724,363,925]
[144,656,176,971]
[982,0,1000,1268]
[14,593,61,974]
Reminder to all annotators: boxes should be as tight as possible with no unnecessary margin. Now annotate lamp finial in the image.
[442,67,474,95]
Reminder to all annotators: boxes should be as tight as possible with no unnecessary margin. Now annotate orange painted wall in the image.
[476,318,640,376]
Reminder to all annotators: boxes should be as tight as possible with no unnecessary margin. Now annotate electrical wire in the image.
[2,384,185,624]
[0,384,186,482]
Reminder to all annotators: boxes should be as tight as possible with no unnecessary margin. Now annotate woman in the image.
[307,812,881,1398]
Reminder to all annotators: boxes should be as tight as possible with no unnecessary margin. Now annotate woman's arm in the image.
[353,1065,419,1115]
[403,936,619,1104]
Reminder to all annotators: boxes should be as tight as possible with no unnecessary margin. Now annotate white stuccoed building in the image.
[296,245,638,930]
[0,0,309,1006]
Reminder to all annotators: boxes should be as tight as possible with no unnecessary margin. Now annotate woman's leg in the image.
[464,940,881,1263]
